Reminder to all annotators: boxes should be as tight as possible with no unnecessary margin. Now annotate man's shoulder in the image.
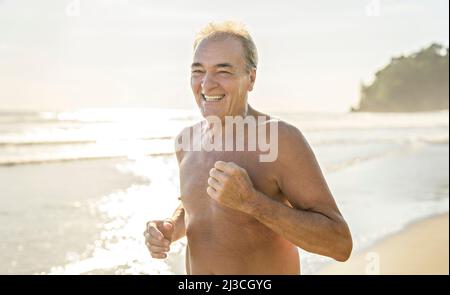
[277,120,304,139]
[252,112,308,151]
[254,112,298,132]
[174,121,204,163]
[273,119,310,158]
[174,121,203,140]
[258,115,305,141]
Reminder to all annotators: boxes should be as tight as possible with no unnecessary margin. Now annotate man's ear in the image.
[248,68,257,92]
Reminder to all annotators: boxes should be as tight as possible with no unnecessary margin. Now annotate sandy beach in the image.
[317,213,449,275]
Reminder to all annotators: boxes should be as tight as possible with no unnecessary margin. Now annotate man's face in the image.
[191,37,256,120]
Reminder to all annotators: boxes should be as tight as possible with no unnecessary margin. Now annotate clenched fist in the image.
[206,161,257,212]
[144,219,174,259]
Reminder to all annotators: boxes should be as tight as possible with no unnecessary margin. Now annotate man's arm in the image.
[144,130,189,258]
[168,202,186,242]
[247,191,351,261]
[168,127,189,242]
[249,123,352,261]
[207,122,352,262]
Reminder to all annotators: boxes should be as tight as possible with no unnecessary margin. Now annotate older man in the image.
[144,21,352,275]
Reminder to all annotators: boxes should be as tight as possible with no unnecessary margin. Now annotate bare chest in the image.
[179,150,280,216]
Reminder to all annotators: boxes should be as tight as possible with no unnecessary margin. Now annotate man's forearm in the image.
[243,191,352,261]
[168,203,186,242]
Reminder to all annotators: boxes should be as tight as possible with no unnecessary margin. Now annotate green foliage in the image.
[353,43,449,112]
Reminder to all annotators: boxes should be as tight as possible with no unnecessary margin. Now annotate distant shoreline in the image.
[350,107,450,113]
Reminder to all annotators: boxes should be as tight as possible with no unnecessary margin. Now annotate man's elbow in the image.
[332,222,353,262]
[334,236,352,262]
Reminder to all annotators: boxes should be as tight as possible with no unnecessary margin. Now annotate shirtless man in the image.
[144,21,352,274]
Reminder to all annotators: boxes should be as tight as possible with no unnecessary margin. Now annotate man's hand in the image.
[206,161,257,212]
[144,219,174,259]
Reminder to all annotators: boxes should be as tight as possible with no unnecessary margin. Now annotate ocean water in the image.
[0,108,448,274]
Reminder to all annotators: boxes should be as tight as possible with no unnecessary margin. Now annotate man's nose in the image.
[201,73,218,92]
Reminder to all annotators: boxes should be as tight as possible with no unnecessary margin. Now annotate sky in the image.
[0,0,448,112]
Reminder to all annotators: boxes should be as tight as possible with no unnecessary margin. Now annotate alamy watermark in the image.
[66,0,81,17]
[365,0,381,17]
[365,251,380,275]
[175,115,279,162]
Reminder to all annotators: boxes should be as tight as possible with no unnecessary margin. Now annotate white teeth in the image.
[203,94,224,101]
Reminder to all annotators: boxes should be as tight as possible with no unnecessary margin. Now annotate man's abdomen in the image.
[184,208,300,275]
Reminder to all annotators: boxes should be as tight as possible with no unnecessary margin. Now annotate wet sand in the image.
[317,213,449,275]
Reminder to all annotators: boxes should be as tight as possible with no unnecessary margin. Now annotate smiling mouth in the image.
[202,93,225,102]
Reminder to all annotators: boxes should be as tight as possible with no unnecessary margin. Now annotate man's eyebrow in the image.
[215,63,234,69]
[191,62,234,69]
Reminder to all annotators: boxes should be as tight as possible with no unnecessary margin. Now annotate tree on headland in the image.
[352,43,449,112]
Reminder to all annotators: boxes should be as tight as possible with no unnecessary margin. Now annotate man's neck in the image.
[205,104,257,129]
[203,105,266,145]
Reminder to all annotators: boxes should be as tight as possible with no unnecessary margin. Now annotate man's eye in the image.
[191,70,204,74]
[218,71,231,74]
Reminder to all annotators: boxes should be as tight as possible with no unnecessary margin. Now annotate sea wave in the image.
[311,135,449,146]
[0,134,447,167]
[0,136,174,147]
[0,152,174,166]
[0,127,447,148]
[0,108,200,125]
